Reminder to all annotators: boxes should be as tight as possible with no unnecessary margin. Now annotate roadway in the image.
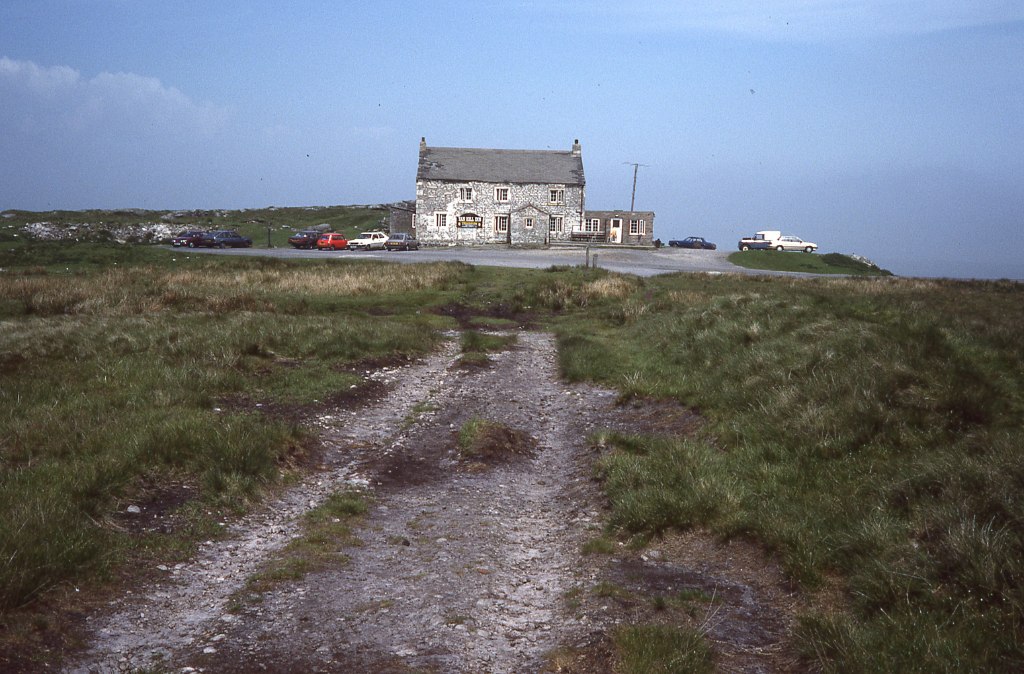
[174,245,819,278]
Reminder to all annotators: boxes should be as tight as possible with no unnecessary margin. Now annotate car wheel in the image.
[741,245,750,251]
[804,246,813,253]
[188,242,195,248]
[776,245,784,251]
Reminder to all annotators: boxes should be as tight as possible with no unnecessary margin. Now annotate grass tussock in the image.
[612,624,715,674]
[457,418,536,461]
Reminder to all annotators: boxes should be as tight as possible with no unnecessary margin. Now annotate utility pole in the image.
[623,162,649,211]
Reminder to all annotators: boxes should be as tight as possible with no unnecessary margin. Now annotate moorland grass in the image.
[612,624,715,674]
[0,255,464,612]
[2,242,1023,671]
[728,250,894,275]
[556,273,1024,670]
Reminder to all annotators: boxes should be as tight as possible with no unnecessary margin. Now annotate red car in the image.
[287,230,321,249]
[316,233,349,250]
[171,230,207,247]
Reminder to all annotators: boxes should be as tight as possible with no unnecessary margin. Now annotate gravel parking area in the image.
[175,245,807,277]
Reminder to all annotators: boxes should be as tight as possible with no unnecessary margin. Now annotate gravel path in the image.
[66,330,800,673]
[67,333,618,673]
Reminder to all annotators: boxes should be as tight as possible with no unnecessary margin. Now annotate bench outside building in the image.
[413,138,653,247]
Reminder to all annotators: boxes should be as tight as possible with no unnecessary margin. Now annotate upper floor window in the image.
[494,187,510,202]
[549,188,564,204]
[629,218,646,235]
[459,187,474,202]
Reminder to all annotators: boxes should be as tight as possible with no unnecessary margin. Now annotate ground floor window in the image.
[494,215,509,233]
[434,213,447,228]
[584,218,601,233]
[629,218,646,235]
[524,217,534,229]
[548,216,563,232]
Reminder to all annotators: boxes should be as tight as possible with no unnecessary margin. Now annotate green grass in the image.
[728,250,893,275]
[242,490,368,597]
[557,273,1024,670]
[1,204,388,248]
[0,252,462,612]
[612,624,715,674]
[2,238,1023,671]
[456,417,534,460]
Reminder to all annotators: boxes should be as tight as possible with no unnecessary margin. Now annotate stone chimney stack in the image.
[420,137,427,151]
[571,138,581,157]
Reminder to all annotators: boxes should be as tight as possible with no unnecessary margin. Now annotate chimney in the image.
[571,138,581,157]
[420,136,427,151]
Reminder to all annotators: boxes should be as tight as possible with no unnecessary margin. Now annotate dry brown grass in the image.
[0,262,466,316]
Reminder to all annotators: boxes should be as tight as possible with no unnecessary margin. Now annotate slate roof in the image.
[417,144,585,186]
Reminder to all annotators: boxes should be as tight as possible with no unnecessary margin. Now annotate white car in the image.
[348,231,388,250]
[773,235,818,253]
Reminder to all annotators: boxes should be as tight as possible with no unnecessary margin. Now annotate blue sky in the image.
[1,1,1022,279]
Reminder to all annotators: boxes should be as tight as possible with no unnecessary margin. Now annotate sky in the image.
[1,1,1022,280]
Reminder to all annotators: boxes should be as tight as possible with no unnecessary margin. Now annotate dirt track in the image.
[67,331,799,673]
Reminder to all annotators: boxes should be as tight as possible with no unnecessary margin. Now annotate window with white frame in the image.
[629,218,646,235]
[549,188,564,204]
[494,187,509,202]
[459,186,473,202]
[434,213,447,228]
[548,216,563,232]
[585,218,601,233]
[524,217,534,229]
[494,215,509,233]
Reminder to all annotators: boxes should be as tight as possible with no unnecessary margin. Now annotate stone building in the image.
[415,138,586,246]
[579,210,655,247]
[414,137,654,247]
[387,200,416,235]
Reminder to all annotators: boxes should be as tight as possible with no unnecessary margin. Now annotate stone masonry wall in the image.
[416,179,584,246]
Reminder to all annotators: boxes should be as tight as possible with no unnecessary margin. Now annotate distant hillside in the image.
[0,205,390,247]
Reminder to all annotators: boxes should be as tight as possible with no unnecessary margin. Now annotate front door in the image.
[609,219,622,244]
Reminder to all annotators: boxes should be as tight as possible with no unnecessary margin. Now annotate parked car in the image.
[669,236,717,250]
[348,231,388,251]
[384,233,420,251]
[738,230,780,251]
[288,230,321,249]
[316,233,349,250]
[773,235,818,253]
[200,230,252,248]
[171,230,207,247]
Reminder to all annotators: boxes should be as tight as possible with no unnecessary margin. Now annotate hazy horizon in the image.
[2,1,1021,280]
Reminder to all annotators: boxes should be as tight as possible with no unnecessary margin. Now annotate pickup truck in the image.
[737,230,780,251]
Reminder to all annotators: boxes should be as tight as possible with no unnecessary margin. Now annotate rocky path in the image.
[68,332,618,673]
[67,330,799,673]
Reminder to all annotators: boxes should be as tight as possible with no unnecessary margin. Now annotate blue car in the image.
[669,236,717,250]
[200,230,252,248]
